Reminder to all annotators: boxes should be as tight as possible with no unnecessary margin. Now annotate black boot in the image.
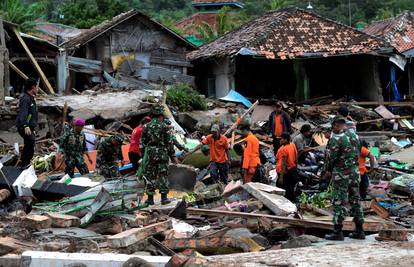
[325,224,344,241]
[145,195,154,206]
[349,222,366,240]
[161,194,171,205]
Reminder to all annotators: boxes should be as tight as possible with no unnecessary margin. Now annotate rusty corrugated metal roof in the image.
[188,8,392,61]
[176,12,218,36]
[364,12,414,54]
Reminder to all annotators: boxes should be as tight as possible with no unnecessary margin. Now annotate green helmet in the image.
[151,105,165,116]
[201,145,210,155]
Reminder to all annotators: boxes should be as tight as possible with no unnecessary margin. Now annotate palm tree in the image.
[194,6,236,43]
[0,0,44,32]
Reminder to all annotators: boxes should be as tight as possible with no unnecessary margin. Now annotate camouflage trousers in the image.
[97,161,120,178]
[143,161,169,195]
[332,171,364,225]
[64,155,89,178]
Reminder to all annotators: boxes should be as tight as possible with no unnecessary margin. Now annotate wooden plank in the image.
[370,199,389,219]
[310,216,386,232]
[340,101,414,107]
[108,220,172,248]
[150,56,193,67]
[375,105,396,119]
[9,61,47,95]
[187,208,333,230]
[13,28,55,94]
[358,116,411,125]
[224,100,259,137]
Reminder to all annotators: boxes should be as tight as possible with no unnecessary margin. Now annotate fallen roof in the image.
[364,12,414,54]
[37,90,162,121]
[62,9,196,51]
[188,8,392,61]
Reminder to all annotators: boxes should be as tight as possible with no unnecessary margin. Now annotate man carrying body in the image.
[129,116,151,172]
[325,116,365,240]
[276,132,298,202]
[96,135,124,178]
[59,118,93,178]
[268,102,292,155]
[199,124,230,184]
[140,105,178,205]
[16,78,39,168]
[239,124,261,183]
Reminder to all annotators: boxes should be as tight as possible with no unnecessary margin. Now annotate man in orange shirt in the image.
[359,140,376,199]
[201,124,230,184]
[276,132,298,202]
[268,102,292,155]
[238,124,261,183]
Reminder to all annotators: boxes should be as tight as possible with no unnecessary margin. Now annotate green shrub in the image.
[167,84,207,112]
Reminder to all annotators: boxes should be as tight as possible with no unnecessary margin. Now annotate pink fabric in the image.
[74,118,85,126]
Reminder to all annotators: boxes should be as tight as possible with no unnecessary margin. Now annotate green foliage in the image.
[300,185,333,209]
[0,0,46,32]
[55,0,129,28]
[166,84,207,112]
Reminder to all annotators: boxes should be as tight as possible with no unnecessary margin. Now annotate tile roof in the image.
[175,12,218,36]
[188,8,392,61]
[62,10,196,51]
[364,12,414,54]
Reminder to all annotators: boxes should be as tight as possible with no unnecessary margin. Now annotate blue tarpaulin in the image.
[220,90,252,108]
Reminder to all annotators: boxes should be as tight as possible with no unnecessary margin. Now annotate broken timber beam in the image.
[224,100,259,137]
[186,208,333,230]
[108,219,173,248]
[9,61,47,95]
[12,28,55,94]
[358,116,412,125]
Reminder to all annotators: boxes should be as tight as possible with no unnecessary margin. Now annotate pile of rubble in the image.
[1,90,414,266]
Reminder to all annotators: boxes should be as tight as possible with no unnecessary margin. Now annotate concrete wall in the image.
[212,57,234,98]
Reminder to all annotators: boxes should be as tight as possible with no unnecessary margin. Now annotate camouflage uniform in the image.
[96,136,123,178]
[59,125,89,178]
[325,130,364,225]
[140,118,175,195]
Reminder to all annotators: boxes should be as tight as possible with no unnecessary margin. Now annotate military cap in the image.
[151,105,165,116]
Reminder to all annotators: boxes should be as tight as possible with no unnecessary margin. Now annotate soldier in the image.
[96,135,124,178]
[140,105,178,205]
[59,118,93,178]
[324,116,365,241]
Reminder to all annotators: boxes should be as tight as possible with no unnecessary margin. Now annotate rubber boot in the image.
[325,224,344,241]
[349,222,366,240]
[161,194,171,205]
[145,195,154,206]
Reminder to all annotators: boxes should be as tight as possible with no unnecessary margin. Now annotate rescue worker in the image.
[96,135,124,178]
[292,124,314,163]
[205,124,230,184]
[59,118,93,178]
[140,105,178,205]
[129,116,151,172]
[268,102,292,155]
[276,132,298,202]
[359,140,376,199]
[16,78,39,168]
[324,116,365,241]
[238,124,261,183]
[338,105,357,133]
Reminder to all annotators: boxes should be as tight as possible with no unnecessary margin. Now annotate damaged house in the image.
[364,11,414,97]
[61,10,197,93]
[188,8,396,101]
[0,19,61,103]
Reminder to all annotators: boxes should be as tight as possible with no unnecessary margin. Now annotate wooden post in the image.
[9,61,47,95]
[0,19,6,106]
[12,28,55,94]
